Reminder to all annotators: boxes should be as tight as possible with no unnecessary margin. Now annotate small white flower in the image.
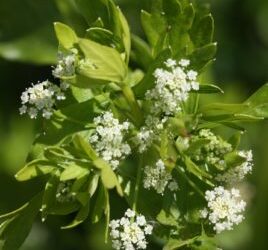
[200,208,208,219]
[19,105,27,115]
[187,70,198,81]
[28,107,38,119]
[42,109,53,119]
[201,186,246,234]
[144,225,153,235]
[109,210,153,250]
[191,81,200,90]
[179,59,190,67]
[168,180,179,192]
[125,209,136,218]
[136,215,146,226]
[165,59,177,68]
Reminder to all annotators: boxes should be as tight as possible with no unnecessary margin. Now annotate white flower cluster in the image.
[216,150,253,185]
[192,129,232,166]
[135,116,167,153]
[56,181,75,203]
[143,159,178,195]
[136,127,155,153]
[201,186,246,234]
[90,112,131,170]
[145,59,199,116]
[19,80,67,119]
[109,209,153,250]
[52,50,77,78]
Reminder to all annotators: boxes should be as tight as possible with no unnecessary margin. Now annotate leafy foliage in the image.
[1,0,268,249]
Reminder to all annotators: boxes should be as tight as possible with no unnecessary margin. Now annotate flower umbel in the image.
[109,209,153,250]
[145,58,199,116]
[216,150,253,185]
[201,186,246,234]
[143,159,177,195]
[19,80,67,119]
[90,112,131,170]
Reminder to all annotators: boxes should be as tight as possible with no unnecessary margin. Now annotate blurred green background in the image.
[0,0,268,249]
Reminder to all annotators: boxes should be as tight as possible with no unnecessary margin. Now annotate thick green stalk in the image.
[132,155,144,212]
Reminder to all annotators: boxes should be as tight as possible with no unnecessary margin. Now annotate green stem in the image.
[121,85,143,127]
[132,155,144,212]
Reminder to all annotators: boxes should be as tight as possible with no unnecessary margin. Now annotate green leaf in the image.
[191,14,214,47]
[131,34,153,70]
[0,193,42,250]
[224,152,246,168]
[140,10,166,50]
[156,210,178,227]
[101,163,123,196]
[106,0,121,38]
[15,160,55,181]
[163,237,198,250]
[163,0,182,24]
[36,99,98,145]
[49,203,80,216]
[117,6,131,63]
[91,184,106,223]
[71,173,90,192]
[88,174,100,197]
[195,84,224,94]
[78,38,127,83]
[41,172,60,220]
[228,132,242,149]
[104,188,110,242]
[182,3,195,32]
[200,103,247,115]
[0,204,28,221]
[61,201,90,229]
[60,165,89,181]
[244,83,268,118]
[184,157,213,185]
[220,122,246,131]
[190,43,217,72]
[73,135,98,160]
[186,139,211,154]
[76,192,90,206]
[54,22,78,49]
[191,232,218,250]
[74,0,109,26]
[85,27,123,50]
